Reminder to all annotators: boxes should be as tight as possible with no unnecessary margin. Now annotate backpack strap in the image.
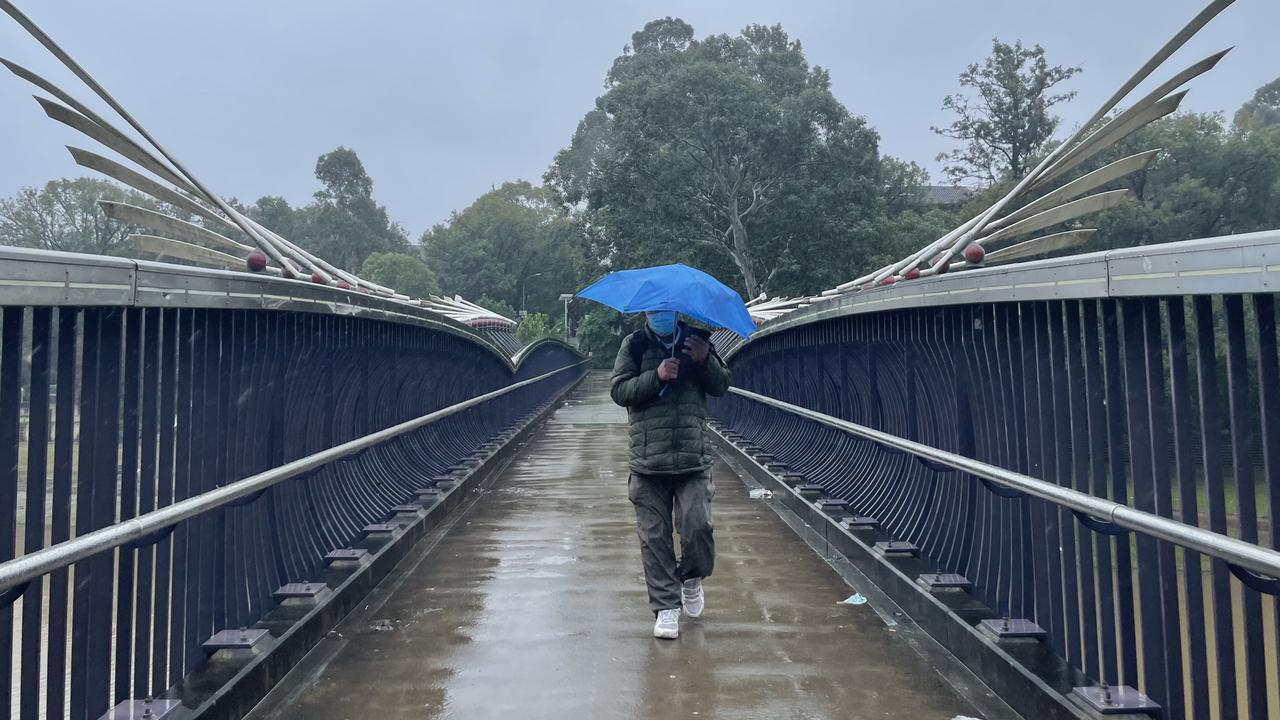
[628,329,648,370]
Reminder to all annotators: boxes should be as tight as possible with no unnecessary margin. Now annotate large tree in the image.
[0,177,156,255]
[421,181,584,317]
[248,147,410,272]
[360,251,440,298]
[547,19,882,298]
[934,39,1080,185]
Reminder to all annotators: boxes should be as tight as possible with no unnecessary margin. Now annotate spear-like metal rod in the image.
[0,0,317,279]
[929,0,1236,270]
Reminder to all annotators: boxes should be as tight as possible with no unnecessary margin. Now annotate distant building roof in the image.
[923,185,975,206]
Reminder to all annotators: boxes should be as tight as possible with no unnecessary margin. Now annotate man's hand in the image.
[657,358,680,382]
[683,335,710,365]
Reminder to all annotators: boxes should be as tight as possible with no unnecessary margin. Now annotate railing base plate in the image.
[99,699,182,720]
[1070,685,1160,716]
[917,573,972,592]
[978,618,1046,641]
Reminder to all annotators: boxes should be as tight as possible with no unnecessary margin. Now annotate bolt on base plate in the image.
[1070,685,1160,715]
[978,617,1047,640]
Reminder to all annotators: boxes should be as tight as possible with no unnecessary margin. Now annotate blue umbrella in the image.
[577,263,756,338]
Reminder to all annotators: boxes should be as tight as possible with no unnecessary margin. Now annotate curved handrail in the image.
[726,228,1280,361]
[727,386,1280,582]
[0,245,585,371]
[0,360,585,596]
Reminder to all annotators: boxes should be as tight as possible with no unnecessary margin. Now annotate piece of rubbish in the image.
[748,488,773,499]
[839,593,868,605]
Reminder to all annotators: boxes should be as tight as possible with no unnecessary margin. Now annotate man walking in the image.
[610,310,731,639]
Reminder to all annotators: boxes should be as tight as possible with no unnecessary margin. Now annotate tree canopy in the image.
[360,251,440,298]
[546,19,885,298]
[933,39,1080,185]
[0,177,157,255]
[247,147,410,272]
[422,181,584,318]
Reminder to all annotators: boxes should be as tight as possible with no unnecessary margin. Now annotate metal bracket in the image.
[121,525,176,552]
[796,484,825,501]
[363,523,399,535]
[224,487,268,508]
[1227,563,1280,596]
[817,498,849,517]
[98,698,183,720]
[1072,510,1130,537]
[873,540,919,557]
[979,477,1026,499]
[274,582,328,601]
[325,548,370,566]
[203,627,271,654]
[978,617,1046,641]
[841,515,879,531]
[1070,684,1161,716]
[917,573,972,592]
[0,581,30,608]
[914,455,956,473]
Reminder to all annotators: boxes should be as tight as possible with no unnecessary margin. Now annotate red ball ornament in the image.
[245,249,268,272]
[904,268,921,280]
[963,243,986,265]
[337,281,351,290]
[311,273,325,284]
[934,260,950,275]
[881,276,896,286]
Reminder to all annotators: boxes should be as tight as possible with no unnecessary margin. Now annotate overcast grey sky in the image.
[1,1,1275,237]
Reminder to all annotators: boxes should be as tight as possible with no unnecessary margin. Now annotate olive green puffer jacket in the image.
[610,323,731,476]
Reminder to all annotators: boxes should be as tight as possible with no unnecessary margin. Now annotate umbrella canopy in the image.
[577,263,756,338]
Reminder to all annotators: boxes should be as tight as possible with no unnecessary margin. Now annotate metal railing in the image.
[711,230,1280,720]
[0,254,586,720]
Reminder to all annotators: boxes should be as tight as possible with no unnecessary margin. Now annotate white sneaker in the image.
[682,579,705,618]
[653,608,680,639]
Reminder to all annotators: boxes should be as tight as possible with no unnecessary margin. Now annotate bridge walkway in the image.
[246,374,1001,720]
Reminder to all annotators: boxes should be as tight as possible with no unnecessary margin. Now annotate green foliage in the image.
[477,294,519,322]
[546,18,884,299]
[1081,103,1280,249]
[515,312,556,345]
[360,251,439,298]
[0,177,159,255]
[934,39,1080,185]
[1234,77,1280,130]
[247,147,410,273]
[575,307,643,368]
[422,181,584,318]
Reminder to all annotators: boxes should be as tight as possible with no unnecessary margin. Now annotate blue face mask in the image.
[647,311,677,337]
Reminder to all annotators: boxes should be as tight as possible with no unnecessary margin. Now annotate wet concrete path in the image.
[248,374,991,720]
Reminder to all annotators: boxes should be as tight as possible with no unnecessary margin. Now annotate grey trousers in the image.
[628,469,715,613]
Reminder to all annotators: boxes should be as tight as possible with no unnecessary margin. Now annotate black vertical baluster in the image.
[1032,302,1064,649]
[47,307,78,719]
[20,308,52,720]
[1065,301,1100,679]
[1101,299,1138,684]
[1255,293,1280,720]
[1221,294,1267,716]
[135,309,161,698]
[114,308,142,704]
[1021,303,1048,628]
[1081,300,1114,682]
[1166,297,1208,718]
[1192,296,1236,718]
[154,308,178,692]
[1126,297,1172,712]
[70,308,101,720]
[1141,298,1183,718]
[0,307,22,718]
[1048,301,1081,664]
[170,308,195,682]
[1121,299,1170,709]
